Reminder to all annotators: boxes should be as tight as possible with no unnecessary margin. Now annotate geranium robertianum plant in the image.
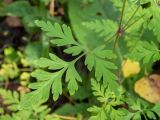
[0,0,160,120]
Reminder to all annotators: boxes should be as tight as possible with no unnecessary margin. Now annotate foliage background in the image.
[0,0,160,120]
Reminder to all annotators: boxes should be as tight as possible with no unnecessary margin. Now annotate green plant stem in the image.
[72,52,87,63]
[119,0,127,28]
[124,6,140,28]
[113,0,127,51]
[116,44,123,63]
[107,2,140,45]
[113,35,119,51]
[115,44,124,83]
[142,112,148,120]
[124,15,145,31]
[105,33,116,42]
[112,1,143,84]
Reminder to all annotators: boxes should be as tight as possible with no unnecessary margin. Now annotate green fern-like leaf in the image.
[145,1,160,42]
[0,89,52,120]
[20,53,82,109]
[85,46,119,93]
[88,105,107,120]
[82,19,118,41]
[35,20,85,56]
[152,104,160,117]
[19,21,88,109]
[130,41,160,63]
[0,89,21,111]
[91,79,115,103]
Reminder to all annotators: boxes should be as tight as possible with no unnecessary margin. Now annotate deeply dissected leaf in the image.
[0,89,52,120]
[0,89,21,111]
[20,53,82,108]
[83,19,118,41]
[2,0,159,119]
[35,20,84,56]
[152,104,160,117]
[85,46,118,93]
[130,41,160,64]
[66,63,82,95]
[88,106,107,120]
[35,53,67,70]
[91,79,114,103]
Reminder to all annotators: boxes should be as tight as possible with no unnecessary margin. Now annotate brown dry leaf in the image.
[5,16,21,27]
[134,75,160,103]
[149,74,160,92]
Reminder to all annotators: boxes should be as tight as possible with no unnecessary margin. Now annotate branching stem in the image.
[124,15,145,31]
[124,6,140,28]
[113,0,127,51]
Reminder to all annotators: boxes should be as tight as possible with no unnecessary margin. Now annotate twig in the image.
[62,91,76,104]
[52,114,76,120]
[49,0,55,16]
